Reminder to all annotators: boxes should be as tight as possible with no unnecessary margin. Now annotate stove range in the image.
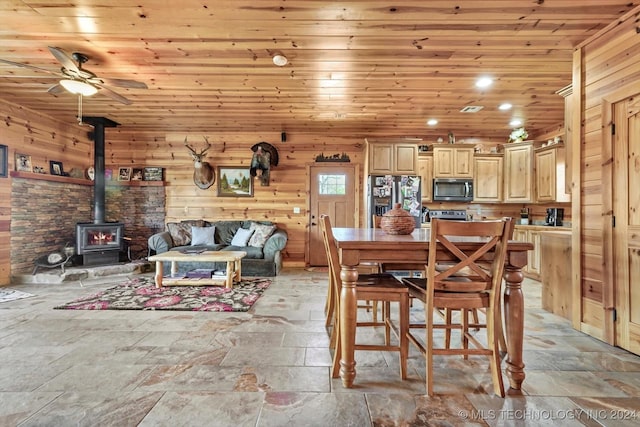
[428,209,468,221]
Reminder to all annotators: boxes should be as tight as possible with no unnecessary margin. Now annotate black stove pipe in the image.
[81,116,119,224]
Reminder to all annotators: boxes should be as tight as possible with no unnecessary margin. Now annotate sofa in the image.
[147,219,287,276]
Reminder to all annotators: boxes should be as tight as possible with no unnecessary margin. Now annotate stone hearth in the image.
[13,260,153,284]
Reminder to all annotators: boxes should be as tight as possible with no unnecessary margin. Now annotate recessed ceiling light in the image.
[272,54,288,66]
[426,119,438,126]
[510,119,523,127]
[499,103,512,110]
[475,77,493,88]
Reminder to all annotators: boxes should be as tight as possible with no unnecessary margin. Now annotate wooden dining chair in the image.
[320,214,410,379]
[403,217,513,397]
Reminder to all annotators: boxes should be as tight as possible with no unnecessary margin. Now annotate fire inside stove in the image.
[76,222,124,265]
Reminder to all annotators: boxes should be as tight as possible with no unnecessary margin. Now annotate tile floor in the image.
[1,268,639,426]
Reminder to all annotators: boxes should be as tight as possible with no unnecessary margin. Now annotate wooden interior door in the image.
[613,96,640,355]
[307,164,357,266]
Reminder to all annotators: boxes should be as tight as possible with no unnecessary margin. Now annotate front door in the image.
[613,96,640,355]
[307,164,357,266]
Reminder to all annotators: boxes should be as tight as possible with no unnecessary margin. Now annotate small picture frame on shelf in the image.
[16,153,33,172]
[49,160,63,176]
[131,168,144,181]
[0,144,7,178]
[118,167,132,181]
[143,167,163,181]
[104,169,113,181]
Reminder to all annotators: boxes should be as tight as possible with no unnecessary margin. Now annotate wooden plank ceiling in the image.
[0,1,636,141]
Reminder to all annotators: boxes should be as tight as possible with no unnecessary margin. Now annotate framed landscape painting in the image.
[217,166,253,197]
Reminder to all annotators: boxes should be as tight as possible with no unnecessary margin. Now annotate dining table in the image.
[331,226,533,394]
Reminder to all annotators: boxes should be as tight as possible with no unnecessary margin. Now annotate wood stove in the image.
[75,116,125,266]
[76,222,124,265]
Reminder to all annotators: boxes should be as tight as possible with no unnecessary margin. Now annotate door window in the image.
[318,174,346,195]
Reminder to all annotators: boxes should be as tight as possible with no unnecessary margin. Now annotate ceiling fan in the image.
[0,46,147,105]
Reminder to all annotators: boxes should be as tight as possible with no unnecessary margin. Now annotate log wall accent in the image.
[575,6,640,340]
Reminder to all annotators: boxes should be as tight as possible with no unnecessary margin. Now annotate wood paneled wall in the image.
[0,99,93,284]
[104,129,368,267]
[575,6,640,340]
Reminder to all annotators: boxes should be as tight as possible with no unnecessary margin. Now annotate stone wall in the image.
[10,177,165,274]
[105,184,166,259]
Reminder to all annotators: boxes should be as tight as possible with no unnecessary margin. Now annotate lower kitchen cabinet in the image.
[540,230,572,320]
[513,225,543,280]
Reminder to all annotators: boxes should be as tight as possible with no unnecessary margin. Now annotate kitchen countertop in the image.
[421,222,571,231]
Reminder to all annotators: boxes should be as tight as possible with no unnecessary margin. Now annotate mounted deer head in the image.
[185,136,216,189]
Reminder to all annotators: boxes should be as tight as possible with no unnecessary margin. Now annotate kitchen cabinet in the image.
[557,84,573,194]
[513,225,542,280]
[367,141,418,175]
[417,153,433,203]
[430,144,475,178]
[473,154,503,202]
[540,230,572,320]
[535,143,570,203]
[503,141,536,203]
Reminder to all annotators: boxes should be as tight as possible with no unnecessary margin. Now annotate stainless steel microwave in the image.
[433,178,473,202]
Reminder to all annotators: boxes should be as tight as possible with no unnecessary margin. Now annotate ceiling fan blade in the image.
[97,77,148,89]
[47,83,66,95]
[48,46,80,73]
[95,84,132,105]
[0,58,62,76]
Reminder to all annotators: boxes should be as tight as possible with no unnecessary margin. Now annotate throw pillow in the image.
[191,226,216,246]
[248,222,277,248]
[230,227,254,246]
[166,220,205,246]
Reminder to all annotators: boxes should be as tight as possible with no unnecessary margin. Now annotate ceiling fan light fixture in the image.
[272,54,288,66]
[60,79,98,96]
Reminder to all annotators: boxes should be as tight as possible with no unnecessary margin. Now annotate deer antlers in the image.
[185,136,215,190]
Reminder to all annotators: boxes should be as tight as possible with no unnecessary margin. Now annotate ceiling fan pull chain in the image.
[77,94,83,125]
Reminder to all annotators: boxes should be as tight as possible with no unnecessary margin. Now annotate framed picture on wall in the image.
[15,153,32,172]
[143,167,163,181]
[131,168,144,181]
[118,167,132,181]
[49,160,63,175]
[0,144,7,178]
[217,166,253,197]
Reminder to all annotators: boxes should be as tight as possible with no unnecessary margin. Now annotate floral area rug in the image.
[54,276,271,312]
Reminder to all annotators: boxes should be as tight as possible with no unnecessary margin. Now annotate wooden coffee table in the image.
[148,250,247,288]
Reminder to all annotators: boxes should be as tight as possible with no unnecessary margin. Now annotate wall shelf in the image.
[10,171,165,187]
[10,171,93,186]
[106,180,165,187]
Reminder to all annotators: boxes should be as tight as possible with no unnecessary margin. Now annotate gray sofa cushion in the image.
[213,221,245,244]
[221,245,264,259]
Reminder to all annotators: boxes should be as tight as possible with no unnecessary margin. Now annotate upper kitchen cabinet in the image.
[473,153,503,203]
[535,143,571,203]
[430,144,475,178]
[366,140,418,175]
[503,141,537,203]
[557,84,573,194]
[417,152,434,203]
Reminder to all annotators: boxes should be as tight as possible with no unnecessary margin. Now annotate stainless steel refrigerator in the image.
[368,175,422,228]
